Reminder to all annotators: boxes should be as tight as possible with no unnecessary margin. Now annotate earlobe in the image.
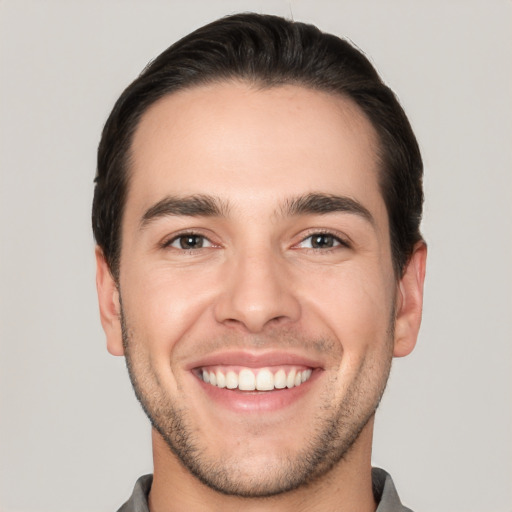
[393,242,427,358]
[95,247,124,356]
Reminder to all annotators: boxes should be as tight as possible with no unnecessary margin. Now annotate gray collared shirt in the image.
[117,467,413,511]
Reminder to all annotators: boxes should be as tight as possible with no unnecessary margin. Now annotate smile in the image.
[199,366,313,391]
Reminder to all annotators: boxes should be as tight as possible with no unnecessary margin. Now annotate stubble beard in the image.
[120,307,395,498]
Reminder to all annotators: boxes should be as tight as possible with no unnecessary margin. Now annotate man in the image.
[93,12,426,512]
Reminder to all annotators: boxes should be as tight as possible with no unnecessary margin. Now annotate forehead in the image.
[126,82,386,226]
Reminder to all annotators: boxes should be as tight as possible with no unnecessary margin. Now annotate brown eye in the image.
[310,234,335,248]
[297,233,346,250]
[169,234,212,250]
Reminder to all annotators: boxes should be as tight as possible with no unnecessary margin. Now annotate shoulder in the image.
[372,467,415,512]
[116,474,153,512]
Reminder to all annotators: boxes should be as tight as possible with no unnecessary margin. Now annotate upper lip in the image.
[186,350,325,371]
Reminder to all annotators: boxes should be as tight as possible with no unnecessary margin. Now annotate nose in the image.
[214,247,301,333]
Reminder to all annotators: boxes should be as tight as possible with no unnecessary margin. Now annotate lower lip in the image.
[194,370,320,413]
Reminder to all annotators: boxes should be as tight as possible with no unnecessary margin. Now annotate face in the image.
[97,82,424,497]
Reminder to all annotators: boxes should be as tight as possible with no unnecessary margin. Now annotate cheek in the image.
[120,264,219,355]
[120,249,396,362]
[299,263,395,353]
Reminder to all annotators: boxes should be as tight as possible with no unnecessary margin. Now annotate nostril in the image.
[268,315,288,325]
[213,277,302,332]
[222,314,290,333]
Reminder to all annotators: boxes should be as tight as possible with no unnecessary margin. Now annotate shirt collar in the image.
[117,468,413,512]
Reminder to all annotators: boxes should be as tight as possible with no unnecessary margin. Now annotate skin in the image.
[96,82,426,512]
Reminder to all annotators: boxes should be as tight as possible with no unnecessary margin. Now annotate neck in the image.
[148,418,377,512]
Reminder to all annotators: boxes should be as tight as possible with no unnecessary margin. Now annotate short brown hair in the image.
[92,12,423,279]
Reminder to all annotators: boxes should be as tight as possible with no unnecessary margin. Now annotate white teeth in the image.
[286,369,296,389]
[274,369,286,389]
[201,366,313,391]
[302,369,312,382]
[226,371,238,389]
[239,369,256,390]
[256,368,274,391]
[216,370,226,388]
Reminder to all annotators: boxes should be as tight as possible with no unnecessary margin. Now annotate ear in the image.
[393,241,427,358]
[95,246,124,356]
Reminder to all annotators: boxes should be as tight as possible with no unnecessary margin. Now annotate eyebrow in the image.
[140,194,229,229]
[282,192,374,225]
[139,191,374,230]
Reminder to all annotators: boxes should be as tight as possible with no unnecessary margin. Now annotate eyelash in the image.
[161,230,350,252]
[161,231,216,251]
[295,230,350,251]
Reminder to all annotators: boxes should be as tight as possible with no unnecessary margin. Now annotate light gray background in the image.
[1,1,510,511]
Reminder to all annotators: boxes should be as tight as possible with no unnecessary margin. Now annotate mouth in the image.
[188,351,323,412]
[196,365,314,391]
